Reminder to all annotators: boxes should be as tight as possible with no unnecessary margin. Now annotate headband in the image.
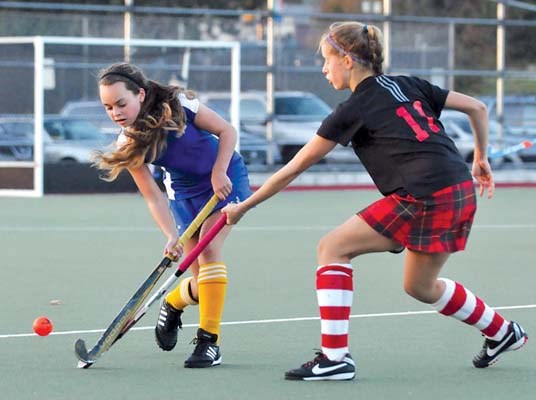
[326,33,369,67]
[100,71,143,88]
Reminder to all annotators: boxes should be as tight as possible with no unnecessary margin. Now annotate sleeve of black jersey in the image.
[412,76,449,116]
[316,103,363,147]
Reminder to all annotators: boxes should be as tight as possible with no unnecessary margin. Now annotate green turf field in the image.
[0,189,535,399]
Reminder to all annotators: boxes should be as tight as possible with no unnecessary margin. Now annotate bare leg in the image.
[317,214,402,264]
[403,250,450,304]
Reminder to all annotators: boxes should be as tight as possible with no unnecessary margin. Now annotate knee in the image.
[199,242,220,262]
[403,281,434,304]
[317,234,333,260]
[403,282,419,300]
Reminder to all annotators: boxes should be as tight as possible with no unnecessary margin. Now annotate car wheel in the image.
[58,158,78,164]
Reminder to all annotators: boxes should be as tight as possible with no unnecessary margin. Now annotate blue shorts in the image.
[169,179,252,235]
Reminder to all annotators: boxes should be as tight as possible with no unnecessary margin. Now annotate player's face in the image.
[99,82,145,127]
[321,43,349,90]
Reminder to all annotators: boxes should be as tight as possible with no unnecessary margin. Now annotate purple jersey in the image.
[119,94,250,201]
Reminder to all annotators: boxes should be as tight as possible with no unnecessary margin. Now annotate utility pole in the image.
[124,0,133,62]
[382,0,391,72]
[496,0,505,142]
[266,0,275,165]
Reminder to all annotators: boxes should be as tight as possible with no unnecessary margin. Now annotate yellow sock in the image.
[198,263,227,339]
[165,276,198,310]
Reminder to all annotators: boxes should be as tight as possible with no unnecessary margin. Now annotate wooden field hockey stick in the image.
[74,194,220,369]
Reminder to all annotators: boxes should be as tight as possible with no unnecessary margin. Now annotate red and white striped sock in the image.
[316,264,353,361]
[431,278,509,341]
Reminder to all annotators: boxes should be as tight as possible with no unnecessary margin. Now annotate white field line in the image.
[1,223,534,339]
[1,224,536,232]
[1,304,534,339]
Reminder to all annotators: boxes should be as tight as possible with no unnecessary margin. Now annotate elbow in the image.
[224,125,238,143]
[470,100,488,119]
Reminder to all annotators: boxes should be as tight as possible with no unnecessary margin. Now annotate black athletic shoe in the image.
[184,328,222,368]
[473,321,528,368]
[155,300,183,351]
[285,351,356,381]
[389,245,405,254]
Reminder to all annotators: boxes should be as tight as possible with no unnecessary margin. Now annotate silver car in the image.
[199,91,356,164]
[0,115,111,163]
[61,99,277,165]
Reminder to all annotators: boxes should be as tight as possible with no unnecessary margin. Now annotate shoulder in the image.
[179,93,200,114]
[333,93,362,120]
[375,74,428,91]
[399,74,447,95]
[317,95,363,145]
[116,129,129,148]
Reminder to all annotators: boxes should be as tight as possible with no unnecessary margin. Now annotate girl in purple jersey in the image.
[223,22,527,381]
[94,62,251,369]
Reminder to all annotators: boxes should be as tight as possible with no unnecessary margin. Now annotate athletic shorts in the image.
[358,180,476,253]
[169,179,252,235]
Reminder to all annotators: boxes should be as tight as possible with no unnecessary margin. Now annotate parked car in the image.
[0,115,111,163]
[480,95,536,136]
[439,113,478,163]
[0,118,33,161]
[202,100,280,165]
[199,91,356,164]
[440,109,536,163]
[60,99,120,138]
[60,98,276,165]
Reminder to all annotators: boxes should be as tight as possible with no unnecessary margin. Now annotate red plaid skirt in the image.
[358,180,476,253]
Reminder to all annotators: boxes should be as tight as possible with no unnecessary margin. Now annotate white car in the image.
[480,95,536,136]
[199,91,356,164]
[439,111,481,163]
[440,109,536,163]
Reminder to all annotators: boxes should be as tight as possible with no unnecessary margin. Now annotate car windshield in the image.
[206,99,231,120]
[205,93,332,123]
[0,121,33,138]
[66,104,107,117]
[241,99,266,120]
[45,120,105,140]
[275,96,331,117]
[206,98,267,122]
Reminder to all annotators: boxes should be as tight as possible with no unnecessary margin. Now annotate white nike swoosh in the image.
[311,363,346,375]
[486,332,513,357]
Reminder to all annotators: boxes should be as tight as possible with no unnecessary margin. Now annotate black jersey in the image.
[317,74,472,197]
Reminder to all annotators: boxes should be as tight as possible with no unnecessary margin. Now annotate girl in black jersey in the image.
[223,21,527,381]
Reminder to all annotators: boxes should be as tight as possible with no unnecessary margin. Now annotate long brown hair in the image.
[93,62,193,181]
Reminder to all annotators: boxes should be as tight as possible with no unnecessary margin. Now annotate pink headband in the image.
[326,33,368,67]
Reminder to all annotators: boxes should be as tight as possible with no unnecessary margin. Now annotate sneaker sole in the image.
[285,372,355,381]
[154,329,177,351]
[184,356,222,368]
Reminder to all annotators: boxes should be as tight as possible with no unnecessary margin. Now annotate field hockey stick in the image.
[121,213,228,337]
[488,140,535,159]
[74,194,220,369]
